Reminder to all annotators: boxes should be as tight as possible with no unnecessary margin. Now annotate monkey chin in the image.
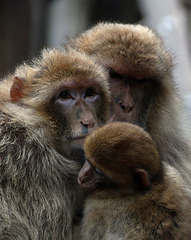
[67,137,86,164]
[79,181,98,193]
[58,137,86,164]
[71,136,86,145]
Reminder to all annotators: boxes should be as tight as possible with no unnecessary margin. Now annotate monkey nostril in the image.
[121,105,126,111]
[119,102,133,113]
[119,102,127,112]
[128,106,134,113]
[80,122,90,134]
[80,121,95,129]
[79,176,89,184]
[80,121,88,128]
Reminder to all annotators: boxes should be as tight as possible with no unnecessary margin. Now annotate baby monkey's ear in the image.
[134,168,151,189]
[10,76,26,102]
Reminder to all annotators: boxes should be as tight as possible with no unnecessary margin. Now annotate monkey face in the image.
[70,23,173,129]
[54,84,102,150]
[80,122,162,194]
[108,68,157,127]
[78,159,108,192]
[43,74,110,162]
[9,48,111,163]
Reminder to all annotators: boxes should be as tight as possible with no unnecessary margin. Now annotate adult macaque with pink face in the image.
[0,48,110,239]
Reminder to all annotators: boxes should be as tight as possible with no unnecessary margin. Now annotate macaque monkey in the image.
[69,22,191,186]
[78,122,191,240]
[0,48,110,239]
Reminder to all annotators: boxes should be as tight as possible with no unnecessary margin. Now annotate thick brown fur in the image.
[85,122,161,185]
[69,22,191,186]
[0,48,110,239]
[79,122,191,240]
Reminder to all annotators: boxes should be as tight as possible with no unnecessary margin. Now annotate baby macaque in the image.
[78,122,191,240]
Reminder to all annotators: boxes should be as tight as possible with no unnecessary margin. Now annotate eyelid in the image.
[86,159,104,176]
[109,68,123,79]
[95,167,104,176]
[137,78,149,82]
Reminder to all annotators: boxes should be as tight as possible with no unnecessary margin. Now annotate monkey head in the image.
[78,122,163,193]
[70,23,175,130]
[8,48,110,162]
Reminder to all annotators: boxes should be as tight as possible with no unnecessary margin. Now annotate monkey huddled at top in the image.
[0,48,110,239]
[70,23,191,186]
[78,122,191,240]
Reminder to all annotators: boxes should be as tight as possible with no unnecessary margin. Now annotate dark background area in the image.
[0,0,191,104]
[0,0,142,78]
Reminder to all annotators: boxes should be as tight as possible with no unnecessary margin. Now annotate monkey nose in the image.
[119,102,134,113]
[78,176,87,185]
[80,121,95,129]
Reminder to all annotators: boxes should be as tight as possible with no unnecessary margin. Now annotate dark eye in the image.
[59,91,71,99]
[138,78,149,83]
[95,168,104,176]
[109,68,123,79]
[85,88,95,97]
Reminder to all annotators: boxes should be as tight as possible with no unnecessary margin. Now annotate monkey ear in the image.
[10,76,26,102]
[134,168,150,189]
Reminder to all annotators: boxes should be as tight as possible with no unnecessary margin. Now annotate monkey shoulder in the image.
[0,103,79,190]
[81,196,112,239]
[0,107,48,157]
[126,164,191,239]
[0,105,81,238]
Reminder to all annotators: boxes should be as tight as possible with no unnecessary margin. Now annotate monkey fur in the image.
[78,122,191,240]
[69,22,191,187]
[0,48,110,239]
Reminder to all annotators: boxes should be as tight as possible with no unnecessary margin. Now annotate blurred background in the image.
[0,0,191,111]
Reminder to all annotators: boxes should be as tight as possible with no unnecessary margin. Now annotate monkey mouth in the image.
[69,136,87,150]
[79,180,98,192]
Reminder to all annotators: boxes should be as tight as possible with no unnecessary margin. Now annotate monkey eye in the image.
[135,78,151,89]
[109,68,123,79]
[95,167,104,176]
[59,91,72,99]
[85,88,95,97]
[138,78,149,83]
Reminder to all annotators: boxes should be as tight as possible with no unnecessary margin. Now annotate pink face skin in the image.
[54,84,103,161]
[10,75,106,163]
[78,160,105,192]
